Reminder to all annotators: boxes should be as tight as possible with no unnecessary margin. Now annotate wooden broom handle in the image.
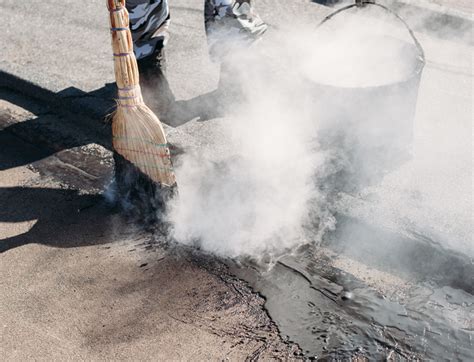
[107,0,141,92]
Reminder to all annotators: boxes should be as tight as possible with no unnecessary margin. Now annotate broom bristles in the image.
[107,0,176,188]
[112,105,176,187]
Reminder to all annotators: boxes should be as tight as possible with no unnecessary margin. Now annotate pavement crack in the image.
[53,157,100,180]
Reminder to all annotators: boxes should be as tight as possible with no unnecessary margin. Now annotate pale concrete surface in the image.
[400,0,472,18]
[0,0,470,293]
[0,0,112,93]
[0,0,469,102]
[0,0,472,359]
[0,95,299,360]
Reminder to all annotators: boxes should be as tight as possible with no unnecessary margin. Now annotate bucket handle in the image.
[318,0,425,63]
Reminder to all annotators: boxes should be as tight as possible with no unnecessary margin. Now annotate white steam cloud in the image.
[167,49,328,257]
[166,4,472,259]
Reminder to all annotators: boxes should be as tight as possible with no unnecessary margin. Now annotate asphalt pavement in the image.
[0,0,472,360]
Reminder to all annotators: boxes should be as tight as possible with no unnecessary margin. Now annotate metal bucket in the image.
[310,1,425,192]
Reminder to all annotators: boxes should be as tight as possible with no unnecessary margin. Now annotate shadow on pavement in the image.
[0,69,219,175]
[0,108,119,254]
[0,117,90,171]
[0,186,118,253]
[0,68,238,249]
[169,90,225,126]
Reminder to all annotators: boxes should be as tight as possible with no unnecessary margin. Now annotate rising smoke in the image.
[165,3,472,260]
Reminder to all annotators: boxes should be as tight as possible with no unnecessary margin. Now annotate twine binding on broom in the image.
[107,0,176,187]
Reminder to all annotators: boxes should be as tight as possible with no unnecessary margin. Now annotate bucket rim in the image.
[304,37,426,90]
[305,61,424,90]
[317,1,426,64]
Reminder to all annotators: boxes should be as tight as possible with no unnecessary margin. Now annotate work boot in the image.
[137,46,175,123]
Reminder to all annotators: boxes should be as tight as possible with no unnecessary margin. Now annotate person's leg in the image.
[126,0,174,120]
[126,0,170,60]
[204,0,267,61]
[204,1,267,99]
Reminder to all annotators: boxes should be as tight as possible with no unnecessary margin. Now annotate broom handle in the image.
[106,0,142,104]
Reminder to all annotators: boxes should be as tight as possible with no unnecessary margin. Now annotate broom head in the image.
[112,103,176,187]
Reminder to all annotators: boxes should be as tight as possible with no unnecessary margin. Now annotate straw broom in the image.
[107,0,176,191]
